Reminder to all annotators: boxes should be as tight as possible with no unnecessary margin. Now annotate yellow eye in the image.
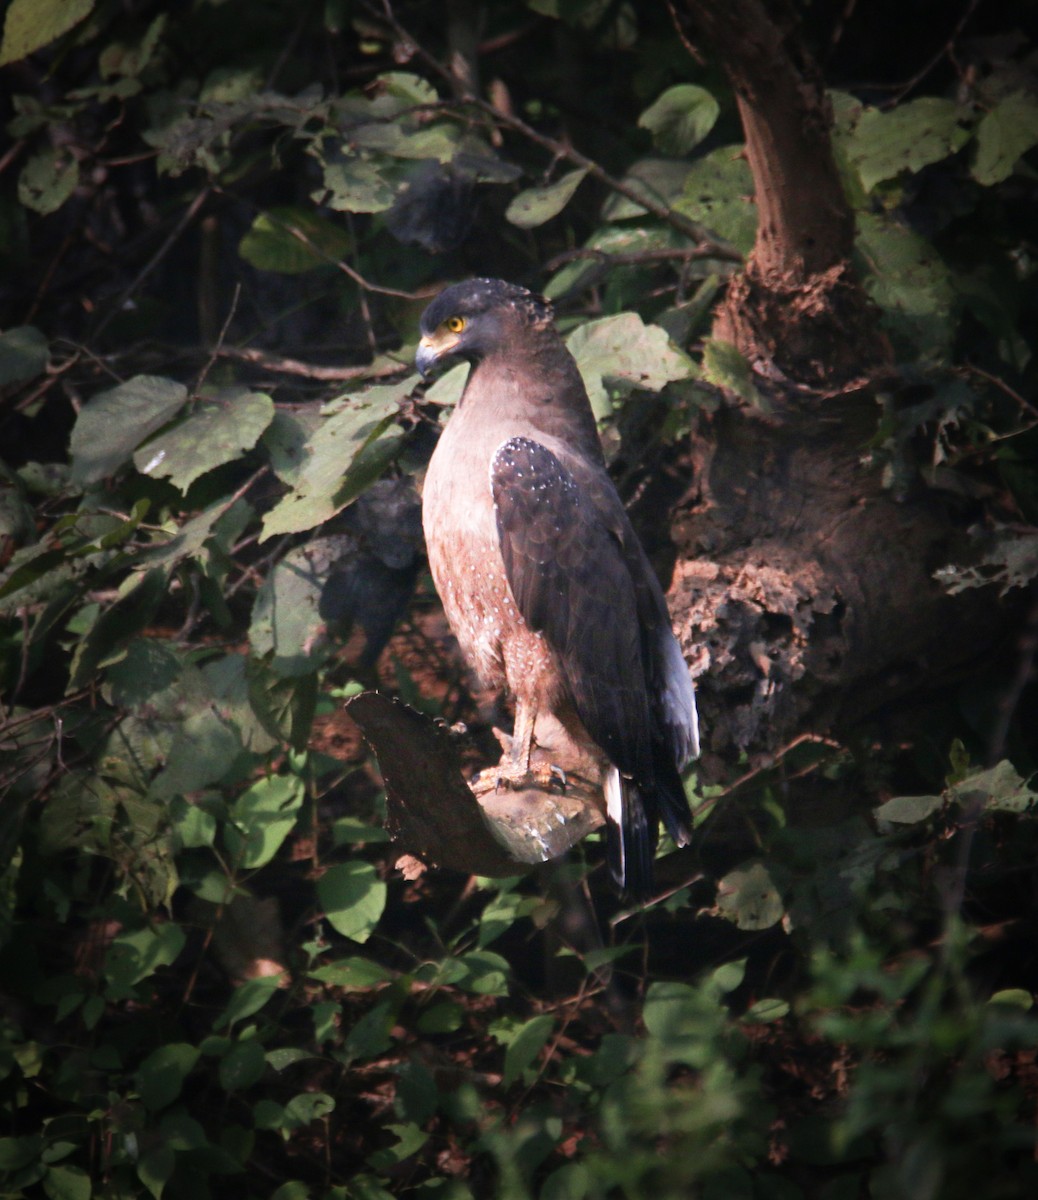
[446,315,466,333]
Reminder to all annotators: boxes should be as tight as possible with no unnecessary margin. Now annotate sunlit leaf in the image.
[846,97,970,193]
[317,862,386,943]
[500,1014,554,1086]
[133,387,274,492]
[214,974,285,1031]
[716,861,785,930]
[223,775,305,869]
[567,311,695,418]
[259,382,409,540]
[70,375,188,486]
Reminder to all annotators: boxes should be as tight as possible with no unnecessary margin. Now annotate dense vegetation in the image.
[1,1,1037,1197]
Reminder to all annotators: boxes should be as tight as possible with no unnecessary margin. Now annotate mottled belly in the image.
[427,532,561,707]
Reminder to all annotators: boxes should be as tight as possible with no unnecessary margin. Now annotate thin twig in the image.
[194,283,241,396]
[91,187,212,340]
[215,345,411,381]
[961,362,1038,421]
[881,0,981,107]
[373,0,742,261]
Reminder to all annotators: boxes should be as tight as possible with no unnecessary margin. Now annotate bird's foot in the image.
[471,759,567,796]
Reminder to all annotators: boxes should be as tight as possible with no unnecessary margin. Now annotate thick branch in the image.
[679,0,886,384]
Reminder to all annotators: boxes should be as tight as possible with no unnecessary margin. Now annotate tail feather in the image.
[654,749,693,848]
[604,767,654,896]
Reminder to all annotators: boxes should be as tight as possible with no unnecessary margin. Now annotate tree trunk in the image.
[681,0,887,384]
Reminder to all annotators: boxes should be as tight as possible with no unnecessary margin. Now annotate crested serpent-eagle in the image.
[417,278,699,894]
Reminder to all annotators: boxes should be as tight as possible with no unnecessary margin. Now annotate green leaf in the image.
[506,168,588,229]
[972,91,1038,185]
[105,923,186,994]
[134,387,274,492]
[567,312,696,419]
[223,775,305,869]
[308,956,395,989]
[266,1047,317,1071]
[500,1014,554,1086]
[218,1038,267,1091]
[443,950,511,996]
[0,0,94,66]
[674,146,756,253]
[103,638,183,708]
[148,705,244,799]
[18,147,80,215]
[988,988,1033,1010]
[542,1163,590,1200]
[366,1122,428,1170]
[137,1145,175,1200]
[951,760,1038,813]
[214,974,285,1031]
[638,84,720,156]
[643,981,732,1070]
[68,563,166,690]
[873,793,944,825]
[602,157,693,220]
[169,796,217,850]
[423,362,468,408]
[856,212,956,355]
[248,539,342,676]
[716,861,785,930]
[341,997,399,1062]
[136,1043,200,1111]
[259,382,408,540]
[702,338,762,408]
[42,1164,92,1200]
[317,862,386,943]
[282,1091,335,1129]
[70,375,188,486]
[846,97,970,193]
[317,157,396,213]
[742,997,790,1024]
[246,658,318,745]
[239,206,352,273]
[416,1000,463,1033]
[99,13,166,80]
[0,326,48,387]
[270,1184,311,1200]
[379,71,439,107]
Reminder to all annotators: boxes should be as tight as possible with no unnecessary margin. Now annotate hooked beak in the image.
[416,331,463,379]
[415,336,440,379]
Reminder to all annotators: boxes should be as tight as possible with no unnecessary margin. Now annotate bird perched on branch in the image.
[417,278,698,894]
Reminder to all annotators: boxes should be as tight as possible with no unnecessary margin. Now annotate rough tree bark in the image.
[679,0,888,384]
[664,0,1000,769]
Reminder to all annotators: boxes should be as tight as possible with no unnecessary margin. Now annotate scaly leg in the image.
[471,698,565,794]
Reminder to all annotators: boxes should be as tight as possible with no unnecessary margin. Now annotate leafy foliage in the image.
[1,0,1037,1197]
